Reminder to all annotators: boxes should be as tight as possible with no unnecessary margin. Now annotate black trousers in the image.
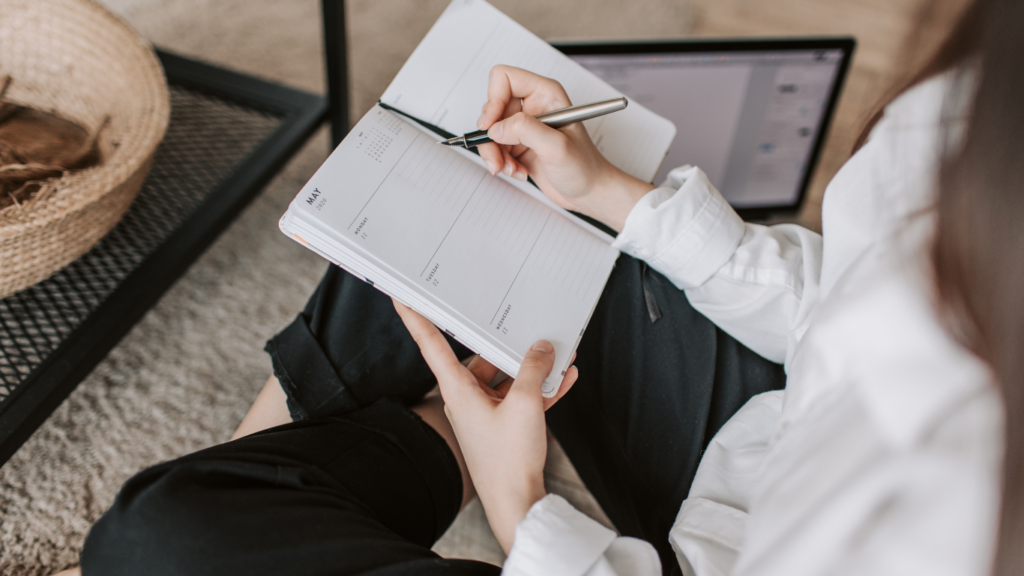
[81,256,784,576]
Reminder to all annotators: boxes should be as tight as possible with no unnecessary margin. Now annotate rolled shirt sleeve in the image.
[612,165,822,366]
[502,495,661,576]
[612,166,746,290]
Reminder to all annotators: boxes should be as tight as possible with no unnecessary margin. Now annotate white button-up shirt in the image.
[501,73,1002,576]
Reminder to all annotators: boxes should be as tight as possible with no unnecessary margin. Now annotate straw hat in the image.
[0,0,170,298]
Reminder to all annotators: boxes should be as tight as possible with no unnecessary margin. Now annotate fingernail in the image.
[477,114,486,130]
[531,341,554,354]
[513,169,527,181]
[489,121,504,140]
[502,161,514,176]
[485,160,497,175]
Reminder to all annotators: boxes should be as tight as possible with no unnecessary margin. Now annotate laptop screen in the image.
[559,40,853,213]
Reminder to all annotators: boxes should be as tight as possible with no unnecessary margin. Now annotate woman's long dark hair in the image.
[859,0,1024,573]
[934,1,1024,573]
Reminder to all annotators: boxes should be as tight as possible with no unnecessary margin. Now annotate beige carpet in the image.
[1,0,960,573]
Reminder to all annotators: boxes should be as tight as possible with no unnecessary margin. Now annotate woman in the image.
[66,0,1021,573]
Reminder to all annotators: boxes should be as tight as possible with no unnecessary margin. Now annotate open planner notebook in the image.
[280,0,676,396]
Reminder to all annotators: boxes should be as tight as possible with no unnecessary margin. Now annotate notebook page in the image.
[287,106,618,394]
[393,109,616,243]
[380,0,676,183]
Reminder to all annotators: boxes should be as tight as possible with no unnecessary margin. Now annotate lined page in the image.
[380,0,676,183]
[288,106,618,392]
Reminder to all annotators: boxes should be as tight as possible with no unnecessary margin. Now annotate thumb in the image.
[507,340,556,401]
[488,112,569,161]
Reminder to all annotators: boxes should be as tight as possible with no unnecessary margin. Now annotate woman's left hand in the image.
[393,299,578,554]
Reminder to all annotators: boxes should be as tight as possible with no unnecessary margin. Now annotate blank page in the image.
[380,0,676,183]
[286,106,618,395]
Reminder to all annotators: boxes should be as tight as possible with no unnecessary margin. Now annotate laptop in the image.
[555,38,855,219]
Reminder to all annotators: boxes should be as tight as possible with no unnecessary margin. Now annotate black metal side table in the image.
[0,52,328,465]
[0,1,352,466]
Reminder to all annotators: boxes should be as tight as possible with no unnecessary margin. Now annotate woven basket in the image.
[0,0,169,298]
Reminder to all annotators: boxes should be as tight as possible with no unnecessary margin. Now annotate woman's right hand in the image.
[477,65,654,232]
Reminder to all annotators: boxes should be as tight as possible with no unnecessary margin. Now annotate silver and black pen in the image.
[439,96,628,148]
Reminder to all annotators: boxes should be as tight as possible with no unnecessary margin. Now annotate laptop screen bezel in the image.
[552,37,856,220]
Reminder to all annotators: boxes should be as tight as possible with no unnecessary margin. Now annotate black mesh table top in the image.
[0,86,280,404]
[0,51,327,464]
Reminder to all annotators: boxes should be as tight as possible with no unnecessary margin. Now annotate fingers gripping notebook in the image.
[281,0,676,397]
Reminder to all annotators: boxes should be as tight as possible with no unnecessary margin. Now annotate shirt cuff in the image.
[502,494,618,576]
[611,166,745,289]
[670,498,748,576]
